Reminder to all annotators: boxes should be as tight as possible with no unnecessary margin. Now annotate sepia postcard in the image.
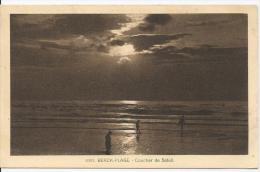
[0,5,258,168]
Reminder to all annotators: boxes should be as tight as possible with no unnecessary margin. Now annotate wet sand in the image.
[11,124,247,155]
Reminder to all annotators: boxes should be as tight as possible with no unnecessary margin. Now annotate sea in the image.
[11,100,248,155]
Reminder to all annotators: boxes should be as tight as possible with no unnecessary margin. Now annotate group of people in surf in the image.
[105,115,185,155]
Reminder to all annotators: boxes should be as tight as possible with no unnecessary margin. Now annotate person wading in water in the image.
[136,120,141,134]
[105,130,112,155]
[178,115,185,137]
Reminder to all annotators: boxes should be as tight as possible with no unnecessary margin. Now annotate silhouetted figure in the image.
[136,120,141,134]
[105,130,112,155]
[136,133,140,142]
[178,115,185,137]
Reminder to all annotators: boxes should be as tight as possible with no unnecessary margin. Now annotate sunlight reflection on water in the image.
[120,100,139,105]
[121,134,137,154]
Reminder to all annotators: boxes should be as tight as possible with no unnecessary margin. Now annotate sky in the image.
[11,14,248,101]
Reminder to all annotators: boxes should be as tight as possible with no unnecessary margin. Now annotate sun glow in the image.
[109,43,136,57]
[109,14,146,64]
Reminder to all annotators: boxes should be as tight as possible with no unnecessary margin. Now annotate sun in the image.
[117,56,131,64]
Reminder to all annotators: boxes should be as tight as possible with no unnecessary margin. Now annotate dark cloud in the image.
[186,19,232,27]
[138,14,172,32]
[38,41,72,50]
[11,14,130,40]
[11,15,57,40]
[150,46,247,64]
[96,44,110,53]
[37,40,95,53]
[151,46,178,54]
[107,33,191,51]
[145,14,172,25]
[11,14,132,56]
[29,39,109,54]
[54,14,130,35]
[127,33,191,51]
[138,23,155,32]
[185,14,247,27]
[110,39,125,46]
